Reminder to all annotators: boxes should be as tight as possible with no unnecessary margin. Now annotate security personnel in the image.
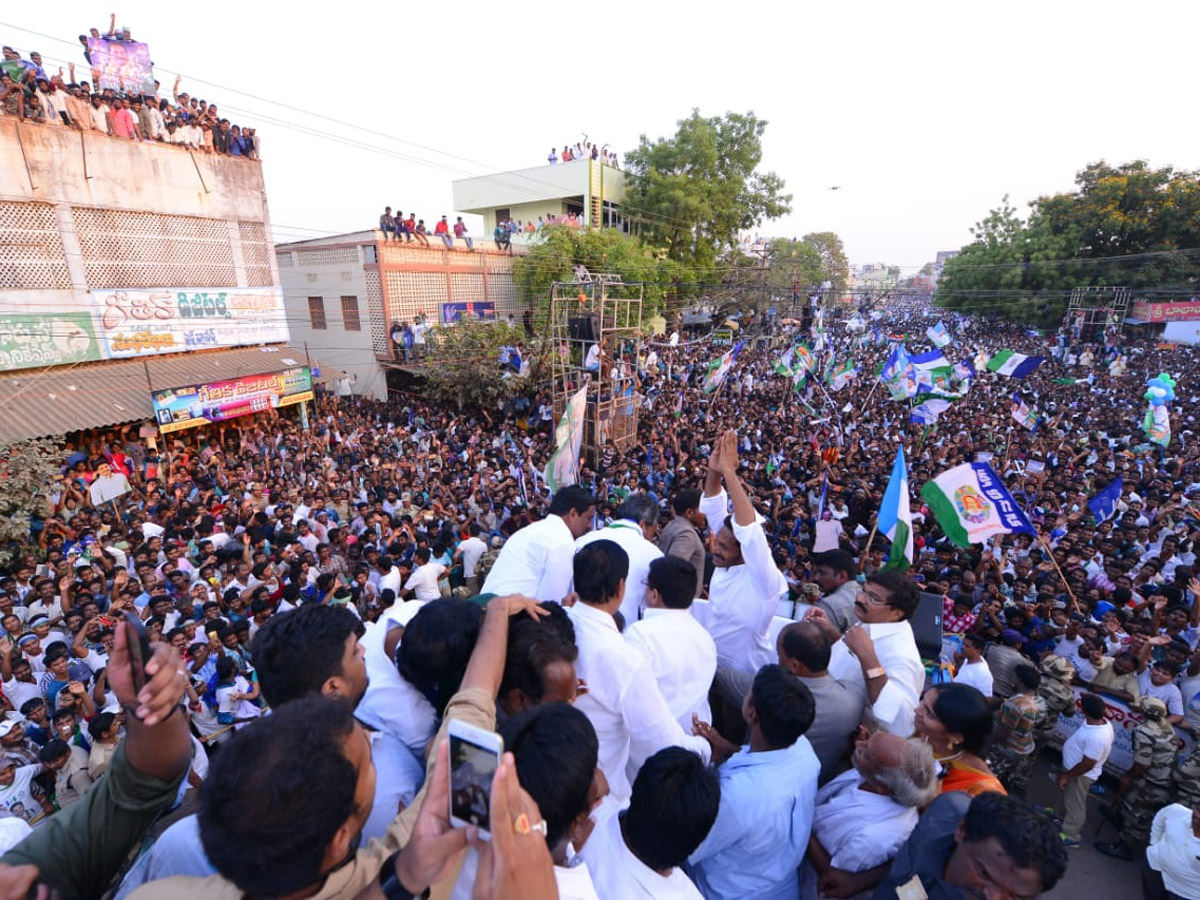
[1173,737,1200,810]
[1095,697,1178,860]
[1034,655,1077,754]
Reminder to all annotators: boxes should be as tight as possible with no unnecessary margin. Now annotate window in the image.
[307,296,326,330]
[341,296,361,331]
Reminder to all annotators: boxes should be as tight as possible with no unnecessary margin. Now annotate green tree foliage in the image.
[511,225,694,320]
[765,238,824,298]
[422,320,528,412]
[801,231,851,291]
[0,437,63,566]
[622,110,792,269]
[937,161,1200,325]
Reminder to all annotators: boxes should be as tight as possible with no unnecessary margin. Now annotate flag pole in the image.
[1039,534,1081,613]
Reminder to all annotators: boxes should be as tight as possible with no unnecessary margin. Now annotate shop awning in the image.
[0,345,317,444]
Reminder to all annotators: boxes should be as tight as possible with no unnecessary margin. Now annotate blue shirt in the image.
[687,736,820,900]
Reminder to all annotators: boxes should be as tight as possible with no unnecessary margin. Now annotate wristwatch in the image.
[378,851,421,900]
[864,666,886,680]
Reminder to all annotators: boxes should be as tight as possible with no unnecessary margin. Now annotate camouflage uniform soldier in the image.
[1034,655,1077,754]
[1173,737,1200,810]
[1095,697,1179,860]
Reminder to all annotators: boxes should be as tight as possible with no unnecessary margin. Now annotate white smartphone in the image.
[447,719,504,840]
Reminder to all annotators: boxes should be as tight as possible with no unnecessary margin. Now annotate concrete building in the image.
[276,231,527,400]
[0,117,313,444]
[452,158,626,239]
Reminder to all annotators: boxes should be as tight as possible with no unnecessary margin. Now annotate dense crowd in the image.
[547,136,618,167]
[0,20,259,156]
[1,300,1200,897]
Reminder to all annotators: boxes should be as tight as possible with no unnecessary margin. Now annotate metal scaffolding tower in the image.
[548,270,644,469]
[1065,286,1131,344]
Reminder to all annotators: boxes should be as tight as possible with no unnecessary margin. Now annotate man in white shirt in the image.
[953,634,994,697]
[375,555,403,601]
[699,431,788,685]
[579,747,718,900]
[294,521,320,554]
[402,548,444,602]
[810,569,926,737]
[568,540,712,803]
[482,486,596,603]
[576,494,663,624]
[625,557,716,731]
[1053,692,1115,847]
[453,524,488,595]
[801,732,940,899]
[1144,803,1200,900]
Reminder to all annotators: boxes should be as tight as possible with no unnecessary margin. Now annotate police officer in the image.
[1173,737,1200,810]
[1095,697,1178,860]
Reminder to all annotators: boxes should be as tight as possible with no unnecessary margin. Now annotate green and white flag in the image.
[877,448,912,569]
[920,462,1036,547]
[774,346,795,377]
[545,385,588,492]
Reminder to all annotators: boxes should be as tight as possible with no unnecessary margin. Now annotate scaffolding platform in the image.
[548,272,644,468]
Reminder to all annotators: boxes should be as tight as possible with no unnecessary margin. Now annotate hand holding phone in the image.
[448,720,503,840]
[121,611,151,695]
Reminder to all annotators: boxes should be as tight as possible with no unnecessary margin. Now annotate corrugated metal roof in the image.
[0,345,315,444]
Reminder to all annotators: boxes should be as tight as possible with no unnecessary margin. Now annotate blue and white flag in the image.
[986,349,1045,377]
[881,343,909,383]
[907,349,950,372]
[1087,477,1123,524]
[911,398,952,425]
[816,472,828,519]
[702,341,745,394]
[921,462,1037,547]
[926,321,951,348]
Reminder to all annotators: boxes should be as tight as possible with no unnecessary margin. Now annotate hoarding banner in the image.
[152,367,313,434]
[87,38,156,95]
[441,301,496,324]
[1130,300,1200,323]
[0,313,103,372]
[92,288,288,359]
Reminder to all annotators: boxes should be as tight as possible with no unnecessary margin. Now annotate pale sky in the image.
[6,1,1198,270]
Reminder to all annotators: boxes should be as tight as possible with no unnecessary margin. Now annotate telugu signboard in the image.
[91,288,289,360]
[441,301,496,324]
[0,313,103,372]
[1130,300,1200,323]
[86,38,155,96]
[151,367,313,434]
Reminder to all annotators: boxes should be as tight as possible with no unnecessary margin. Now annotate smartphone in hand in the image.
[121,611,151,695]
[447,719,503,840]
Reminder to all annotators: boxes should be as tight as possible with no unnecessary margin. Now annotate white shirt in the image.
[585,344,601,370]
[575,520,663,623]
[625,607,716,731]
[953,659,994,697]
[457,537,487,578]
[579,797,703,900]
[813,518,843,553]
[1062,719,1114,780]
[378,566,403,600]
[451,847,599,900]
[698,490,788,673]
[802,768,919,895]
[356,606,437,759]
[828,621,925,736]
[481,515,577,603]
[89,472,131,505]
[1147,804,1200,900]
[404,562,445,602]
[568,602,711,803]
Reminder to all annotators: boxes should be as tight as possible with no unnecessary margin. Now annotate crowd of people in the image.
[0,21,259,156]
[1,298,1200,897]
[546,136,618,167]
[377,209,476,250]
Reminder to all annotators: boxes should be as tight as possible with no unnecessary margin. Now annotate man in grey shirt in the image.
[985,629,1031,700]
[658,489,708,599]
[811,550,862,634]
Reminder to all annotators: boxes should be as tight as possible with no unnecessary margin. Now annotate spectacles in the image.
[861,589,891,607]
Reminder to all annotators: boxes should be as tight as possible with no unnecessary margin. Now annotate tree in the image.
[511,225,695,321]
[936,162,1200,325]
[801,232,850,292]
[422,319,529,412]
[0,437,62,566]
[622,110,792,270]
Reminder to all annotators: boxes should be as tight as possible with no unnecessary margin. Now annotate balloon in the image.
[1144,373,1177,406]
